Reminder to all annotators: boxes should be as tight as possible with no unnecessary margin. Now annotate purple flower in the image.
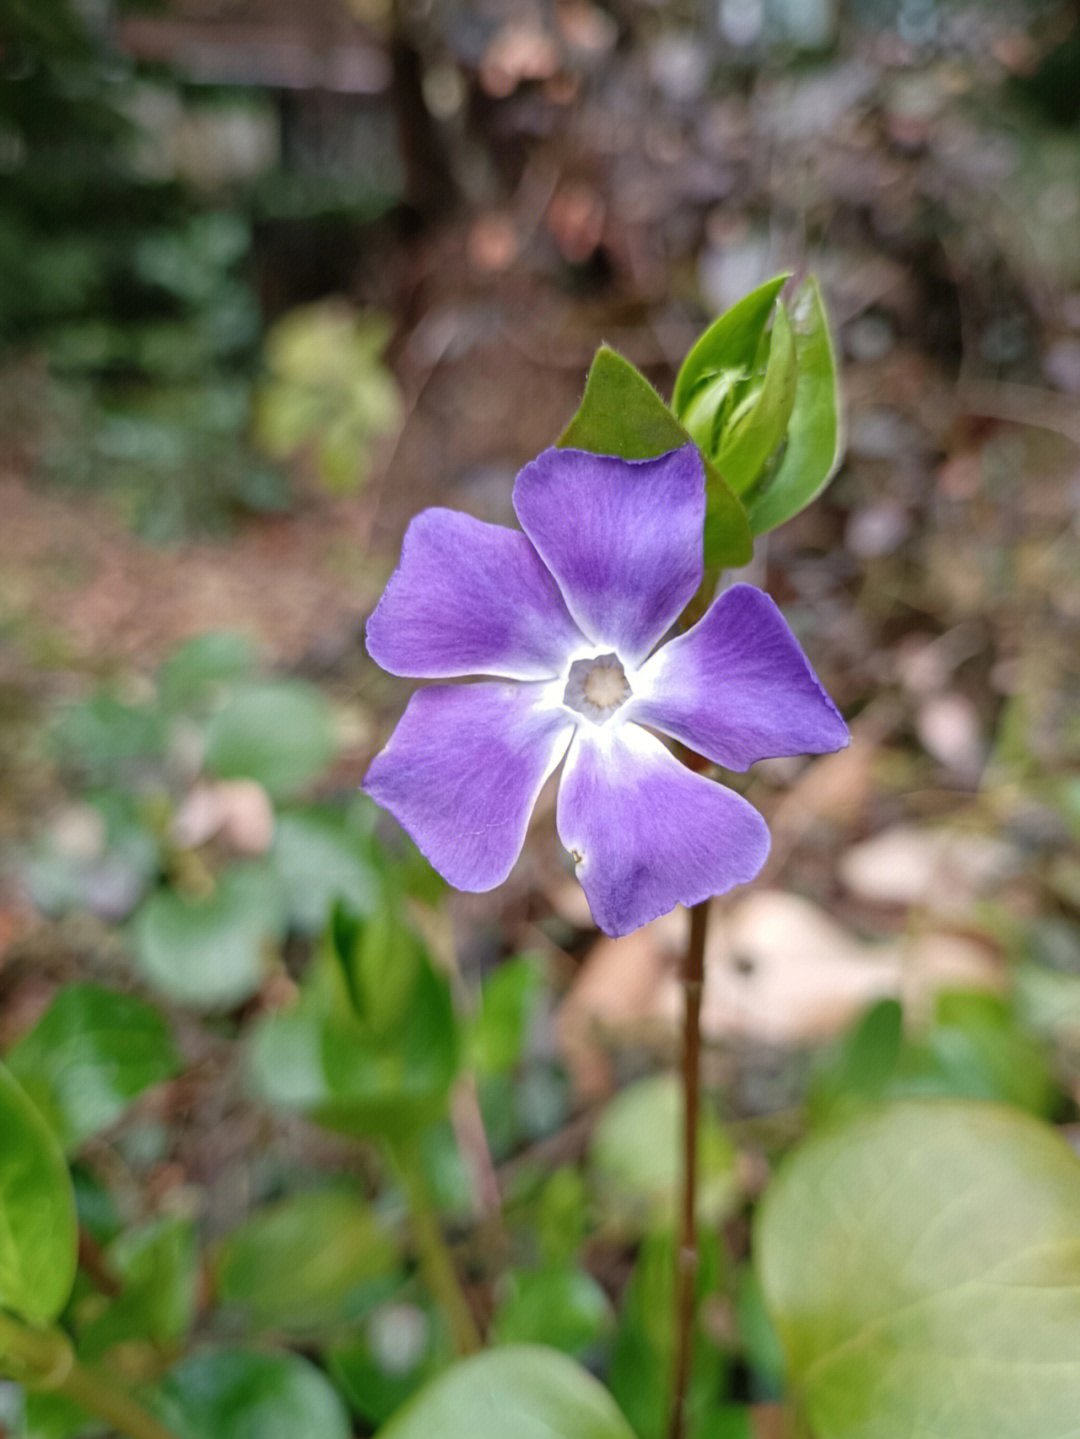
[363,446,848,936]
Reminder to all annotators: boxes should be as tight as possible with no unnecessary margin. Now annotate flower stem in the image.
[387,1140,482,1356]
[666,898,710,1439]
[0,1312,181,1439]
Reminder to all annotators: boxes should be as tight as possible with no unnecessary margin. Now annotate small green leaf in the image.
[133,863,285,1009]
[271,808,378,933]
[157,632,257,713]
[468,955,546,1077]
[713,301,798,496]
[590,1074,740,1232]
[672,273,791,417]
[0,1063,77,1325]
[204,680,336,798]
[148,1350,351,1439]
[329,1298,447,1427]
[756,1100,1080,1439]
[610,1229,723,1439]
[246,947,458,1136]
[215,1189,397,1331]
[376,1345,637,1439]
[78,1216,198,1361]
[6,983,180,1152]
[744,277,841,534]
[559,346,752,573]
[491,1265,614,1356]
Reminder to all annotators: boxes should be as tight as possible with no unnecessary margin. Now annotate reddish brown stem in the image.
[666,899,710,1439]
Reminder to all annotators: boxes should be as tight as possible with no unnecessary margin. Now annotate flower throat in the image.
[562,653,631,724]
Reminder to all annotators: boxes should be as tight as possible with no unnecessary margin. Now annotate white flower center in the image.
[562,652,632,724]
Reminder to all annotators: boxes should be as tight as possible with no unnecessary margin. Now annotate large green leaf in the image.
[756,1100,1080,1439]
[203,680,336,798]
[376,1345,637,1439]
[0,1064,77,1324]
[148,1350,351,1439]
[744,278,841,535]
[215,1188,397,1331]
[133,863,285,1009]
[558,346,752,573]
[6,983,180,1152]
[157,632,257,714]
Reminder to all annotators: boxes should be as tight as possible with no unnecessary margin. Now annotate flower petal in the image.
[513,447,705,666]
[365,508,586,680]
[363,683,574,891]
[629,584,849,770]
[556,722,770,936]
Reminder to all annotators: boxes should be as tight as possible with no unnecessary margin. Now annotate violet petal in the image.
[556,722,770,936]
[628,584,850,771]
[365,508,586,680]
[363,683,574,890]
[513,447,705,667]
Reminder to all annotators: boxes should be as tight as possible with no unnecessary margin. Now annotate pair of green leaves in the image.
[559,274,840,579]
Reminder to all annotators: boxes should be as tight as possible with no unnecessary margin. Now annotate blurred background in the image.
[2,0,1080,1290]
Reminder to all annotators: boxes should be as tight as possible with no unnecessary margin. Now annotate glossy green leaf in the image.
[589,1074,740,1231]
[744,277,841,534]
[149,1350,351,1439]
[246,948,458,1136]
[756,1100,1080,1439]
[672,274,790,418]
[559,346,752,573]
[203,680,336,798]
[0,1064,77,1324]
[491,1265,614,1356]
[215,1188,397,1330]
[376,1345,637,1439]
[712,301,798,496]
[6,983,180,1152]
[133,863,285,1009]
[270,808,378,933]
[78,1216,198,1361]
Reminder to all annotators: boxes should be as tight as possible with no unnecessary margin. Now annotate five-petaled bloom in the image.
[363,446,848,936]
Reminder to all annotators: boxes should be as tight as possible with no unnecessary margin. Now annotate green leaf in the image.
[77,1216,198,1361]
[589,1074,740,1232]
[50,694,164,783]
[376,1345,637,1439]
[148,1350,351,1439]
[672,274,790,418]
[5,983,180,1152]
[246,947,458,1136]
[756,1100,1080,1439]
[270,808,378,933]
[558,346,752,573]
[203,680,336,798]
[157,632,257,713]
[712,301,798,496]
[215,1188,398,1331]
[744,277,841,535]
[0,1063,77,1324]
[490,1265,614,1356]
[610,1229,723,1439]
[468,955,546,1077]
[133,863,285,1009]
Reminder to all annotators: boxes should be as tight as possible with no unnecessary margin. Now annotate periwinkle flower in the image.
[363,446,848,936]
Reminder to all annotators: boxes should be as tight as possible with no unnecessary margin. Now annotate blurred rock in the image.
[915,690,985,778]
[841,822,1019,910]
